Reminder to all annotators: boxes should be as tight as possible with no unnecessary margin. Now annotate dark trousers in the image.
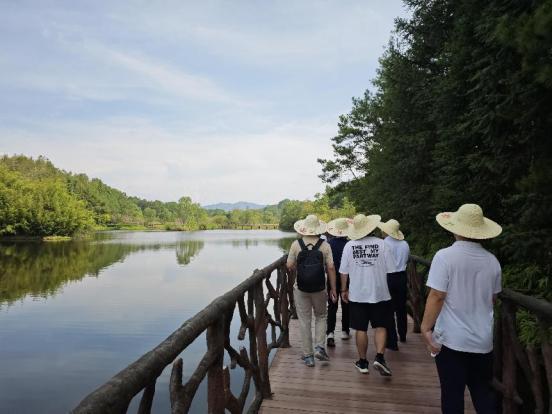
[327,290,349,334]
[386,271,407,346]
[435,346,496,414]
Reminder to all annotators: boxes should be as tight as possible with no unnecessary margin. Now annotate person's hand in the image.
[341,290,349,303]
[330,289,337,303]
[422,330,441,355]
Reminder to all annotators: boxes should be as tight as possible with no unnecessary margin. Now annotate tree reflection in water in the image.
[0,234,296,308]
[175,240,204,265]
[0,237,207,307]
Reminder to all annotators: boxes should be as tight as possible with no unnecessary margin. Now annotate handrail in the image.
[499,288,552,322]
[72,255,292,414]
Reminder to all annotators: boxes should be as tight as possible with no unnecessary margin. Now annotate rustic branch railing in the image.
[407,254,552,413]
[406,255,431,333]
[72,255,292,414]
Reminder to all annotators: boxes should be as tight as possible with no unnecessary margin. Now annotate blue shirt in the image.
[329,237,348,290]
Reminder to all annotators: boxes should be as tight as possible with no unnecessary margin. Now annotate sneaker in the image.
[302,355,315,367]
[354,359,369,374]
[341,331,351,340]
[373,356,392,376]
[314,346,330,361]
[327,337,335,347]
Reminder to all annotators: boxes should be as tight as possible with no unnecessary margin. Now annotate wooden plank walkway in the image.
[260,312,475,413]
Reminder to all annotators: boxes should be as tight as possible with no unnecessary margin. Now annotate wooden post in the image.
[254,281,272,398]
[137,380,156,414]
[279,265,291,348]
[207,316,225,414]
[407,260,421,333]
[502,302,518,414]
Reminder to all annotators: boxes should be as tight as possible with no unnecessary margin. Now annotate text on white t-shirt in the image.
[339,236,394,303]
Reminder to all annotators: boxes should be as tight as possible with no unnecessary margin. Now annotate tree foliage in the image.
[319,0,552,303]
[278,194,356,231]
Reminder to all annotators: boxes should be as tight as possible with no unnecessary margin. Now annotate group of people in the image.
[286,203,502,413]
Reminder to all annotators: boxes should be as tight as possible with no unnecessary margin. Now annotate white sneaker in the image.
[341,331,351,340]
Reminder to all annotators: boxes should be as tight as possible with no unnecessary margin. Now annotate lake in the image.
[0,230,296,413]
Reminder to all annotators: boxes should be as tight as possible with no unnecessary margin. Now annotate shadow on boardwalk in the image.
[260,313,475,413]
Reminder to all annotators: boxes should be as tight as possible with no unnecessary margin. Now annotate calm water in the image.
[0,230,295,414]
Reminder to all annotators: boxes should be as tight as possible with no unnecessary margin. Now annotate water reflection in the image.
[211,237,295,252]
[0,238,207,306]
[0,232,296,307]
[176,240,204,266]
[0,230,295,413]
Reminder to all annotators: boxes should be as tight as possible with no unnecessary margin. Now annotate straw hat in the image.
[294,214,327,236]
[347,214,381,241]
[378,219,404,240]
[436,204,502,239]
[327,217,351,237]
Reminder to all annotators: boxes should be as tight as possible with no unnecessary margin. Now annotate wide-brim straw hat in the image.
[347,214,381,240]
[327,217,351,237]
[294,214,327,236]
[436,203,502,239]
[378,219,404,240]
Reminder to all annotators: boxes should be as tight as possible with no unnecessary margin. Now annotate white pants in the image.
[294,287,327,357]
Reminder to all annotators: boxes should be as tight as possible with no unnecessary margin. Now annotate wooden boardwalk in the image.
[260,312,475,413]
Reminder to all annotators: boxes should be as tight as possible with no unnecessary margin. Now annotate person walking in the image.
[287,214,337,367]
[325,217,351,347]
[340,214,395,376]
[378,219,410,350]
[421,204,502,413]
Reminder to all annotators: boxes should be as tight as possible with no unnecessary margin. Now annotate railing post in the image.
[280,265,291,348]
[207,315,225,414]
[254,280,272,399]
[407,259,422,333]
[502,301,518,414]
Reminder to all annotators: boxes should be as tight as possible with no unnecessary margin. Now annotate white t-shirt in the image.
[384,236,410,272]
[426,241,502,353]
[339,236,394,303]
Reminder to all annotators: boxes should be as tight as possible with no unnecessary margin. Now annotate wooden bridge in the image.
[259,311,476,413]
[71,255,552,414]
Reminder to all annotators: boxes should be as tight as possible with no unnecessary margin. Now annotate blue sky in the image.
[0,1,408,205]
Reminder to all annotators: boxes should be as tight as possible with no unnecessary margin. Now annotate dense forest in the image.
[0,155,353,237]
[319,0,551,309]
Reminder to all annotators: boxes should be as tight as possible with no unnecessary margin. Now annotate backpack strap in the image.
[312,238,324,251]
[298,238,307,251]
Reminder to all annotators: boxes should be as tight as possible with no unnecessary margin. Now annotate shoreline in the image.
[0,226,287,242]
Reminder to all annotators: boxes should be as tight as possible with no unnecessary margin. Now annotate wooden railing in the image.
[406,255,431,333]
[72,255,294,414]
[407,255,552,413]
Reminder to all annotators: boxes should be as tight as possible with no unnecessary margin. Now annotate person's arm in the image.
[340,273,349,302]
[286,241,298,273]
[421,288,447,353]
[322,243,337,302]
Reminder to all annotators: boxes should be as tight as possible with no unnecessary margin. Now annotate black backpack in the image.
[296,238,326,293]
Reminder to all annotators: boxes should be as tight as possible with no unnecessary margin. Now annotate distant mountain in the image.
[203,201,266,211]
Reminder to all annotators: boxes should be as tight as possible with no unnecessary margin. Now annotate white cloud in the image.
[0,117,335,204]
[0,1,408,202]
[109,1,406,69]
[75,41,247,106]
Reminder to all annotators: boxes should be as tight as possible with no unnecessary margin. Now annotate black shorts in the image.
[349,300,393,331]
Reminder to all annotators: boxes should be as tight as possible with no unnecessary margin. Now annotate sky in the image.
[0,0,408,205]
